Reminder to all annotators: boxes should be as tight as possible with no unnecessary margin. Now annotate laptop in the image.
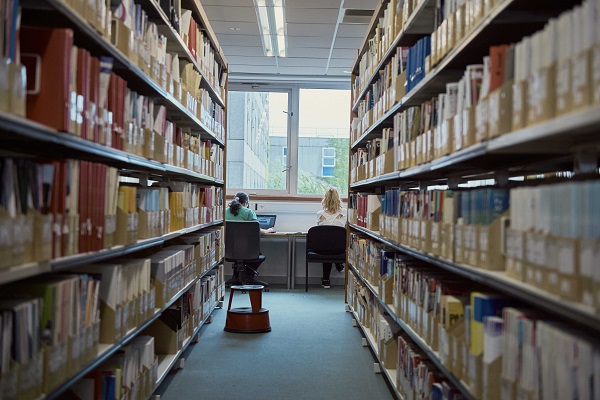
[256,214,277,230]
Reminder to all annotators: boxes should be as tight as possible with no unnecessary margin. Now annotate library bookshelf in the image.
[0,0,227,399]
[347,0,600,399]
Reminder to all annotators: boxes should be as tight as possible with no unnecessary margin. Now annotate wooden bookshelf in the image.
[0,0,228,398]
[348,0,600,397]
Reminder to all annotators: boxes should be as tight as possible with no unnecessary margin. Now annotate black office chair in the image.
[305,225,347,292]
[225,221,269,290]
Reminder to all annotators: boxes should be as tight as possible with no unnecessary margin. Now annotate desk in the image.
[224,232,344,289]
[263,232,305,289]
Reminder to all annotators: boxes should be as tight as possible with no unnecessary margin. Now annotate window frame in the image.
[226,81,350,198]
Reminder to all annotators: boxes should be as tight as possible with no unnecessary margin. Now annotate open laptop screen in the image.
[256,214,277,229]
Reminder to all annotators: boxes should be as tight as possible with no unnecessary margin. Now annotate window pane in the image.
[322,148,335,157]
[322,157,335,167]
[298,89,349,196]
[322,166,335,177]
[226,91,288,191]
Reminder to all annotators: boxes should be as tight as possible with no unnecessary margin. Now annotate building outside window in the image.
[322,147,336,177]
[225,86,349,196]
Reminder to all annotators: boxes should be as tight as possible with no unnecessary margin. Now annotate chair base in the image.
[224,307,271,333]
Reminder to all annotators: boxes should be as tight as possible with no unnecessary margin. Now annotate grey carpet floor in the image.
[154,285,395,400]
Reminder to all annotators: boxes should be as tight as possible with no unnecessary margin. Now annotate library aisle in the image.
[154,287,395,399]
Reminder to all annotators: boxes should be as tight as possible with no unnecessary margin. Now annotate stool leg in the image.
[227,289,235,311]
[249,290,262,312]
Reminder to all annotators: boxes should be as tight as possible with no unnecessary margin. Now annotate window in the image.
[298,89,349,195]
[226,84,349,197]
[225,90,289,192]
[322,147,336,177]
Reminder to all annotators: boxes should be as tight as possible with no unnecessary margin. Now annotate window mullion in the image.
[288,85,300,196]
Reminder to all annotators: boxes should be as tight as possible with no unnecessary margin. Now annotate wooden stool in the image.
[224,285,271,333]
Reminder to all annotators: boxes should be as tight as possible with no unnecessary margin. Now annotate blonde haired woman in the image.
[316,187,347,288]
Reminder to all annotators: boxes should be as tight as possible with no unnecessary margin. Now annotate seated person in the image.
[316,187,347,289]
[225,192,274,286]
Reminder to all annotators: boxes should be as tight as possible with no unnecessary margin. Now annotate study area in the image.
[0,0,599,399]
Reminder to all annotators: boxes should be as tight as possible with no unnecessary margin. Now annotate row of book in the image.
[353,0,427,97]
[347,275,466,400]
[429,0,497,68]
[350,182,600,306]
[65,265,225,400]
[0,243,223,399]
[95,0,225,102]
[352,0,600,178]
[354,33,430,140]
[0,273,102,398]
[509,181,600,240]
[0,157,223,269]
[348,244,600,400]
[1,4,226,151]
[153,0,226,96]
[506,180,600,306]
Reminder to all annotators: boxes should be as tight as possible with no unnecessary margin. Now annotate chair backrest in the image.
[306,225,347,255]
[225,221,261,261]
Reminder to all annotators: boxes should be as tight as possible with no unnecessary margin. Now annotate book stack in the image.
[73,259,152,345]
[68,335,158,400]
[347,232,389,286]
[148,248,190,309]
[508,180,600,305]
[405,36,431,93]
[136,187,170,239]
[0,158,122,269]
[397,332,461,400]
[176,226,225,276]
[180,8,223,93]
[0,296,43,400]
[501,311,600,400]
[353,0,400,98]
[352,194,382,232]
[4,273,102,395]
[455,188,509,269]
[167,182,222,231]
[0,1,26,118]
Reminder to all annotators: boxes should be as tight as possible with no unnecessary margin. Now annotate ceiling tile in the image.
[286,0,341,8]
[277,66,327,75]
[336,23,368,38]
[286,47,330,58]
[287,36,333,48]
[287,23,335,37]
[333,36,363,49]
[343,0,378,9]
[222,46,266,57]
[198,0,254,6]
[285,8,340,24]
[328,58,354,68]
[278,57,328,68]
[228,65,279,74]
[227,56,277,66]
[331,48,359,59]
[325,67,354,76]
[203,5,257,22]
[216,34,263,47]
[212,21,260,35]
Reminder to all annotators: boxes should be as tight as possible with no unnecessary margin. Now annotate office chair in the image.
[225,221,269,290]
[305,225,347,292]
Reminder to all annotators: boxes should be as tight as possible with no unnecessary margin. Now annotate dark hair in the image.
[229,192,249,216]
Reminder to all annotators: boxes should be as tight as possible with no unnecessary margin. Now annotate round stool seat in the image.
[230,284,264,291]
[224,285,271,333]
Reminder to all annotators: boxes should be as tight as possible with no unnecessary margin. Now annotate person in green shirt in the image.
[226,192,275,233]
[225,192,274,287]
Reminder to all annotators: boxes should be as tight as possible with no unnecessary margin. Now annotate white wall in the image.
[250,200,347,232]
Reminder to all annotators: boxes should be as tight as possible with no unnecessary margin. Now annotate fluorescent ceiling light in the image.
[254,0,287,58]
